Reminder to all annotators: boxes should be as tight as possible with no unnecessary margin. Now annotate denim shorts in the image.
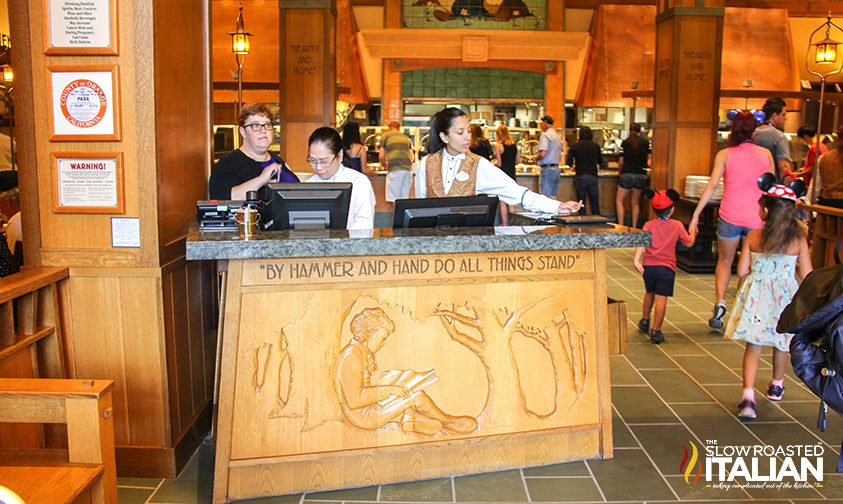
[618,173,649,190]
[716,217,756,241]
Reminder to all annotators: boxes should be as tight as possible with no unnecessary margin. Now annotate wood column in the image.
[382,0,402,124]
[10,0,216,478]
[652,0,724,192]
[279,0,337,164]
[545,0,565,122]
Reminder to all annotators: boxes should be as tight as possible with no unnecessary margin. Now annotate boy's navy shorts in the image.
[643,265,675,297]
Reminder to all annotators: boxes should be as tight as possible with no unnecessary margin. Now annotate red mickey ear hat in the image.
[643,188,680,210]
[764,184,797,202]
[757,173,807,203]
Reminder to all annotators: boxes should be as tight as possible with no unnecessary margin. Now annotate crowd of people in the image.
[207,99,840,420]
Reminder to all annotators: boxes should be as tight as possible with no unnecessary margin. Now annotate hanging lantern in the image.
[815,36,840,64]
[229,4,252,56]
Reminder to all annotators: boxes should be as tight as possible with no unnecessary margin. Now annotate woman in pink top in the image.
[689,111,774,330]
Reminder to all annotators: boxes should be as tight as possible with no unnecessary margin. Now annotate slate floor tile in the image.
[523,460,589,477]
[612,385,678,424]
[670,403,759,447]
[149,442,213,503]
[778,401,843,448]
[673,355,739,384]
[705,384,793,422]
[525,477,603,502]
[612,409,639,448]
[639,369,714,403]
[630,424,698,475]
[453,470,527,502]
[664,475,750,501]
[624,342,679,370]
[305,486,379,501]
[587,449,677,501]
[610,355,645,385]
[379,478,453,502]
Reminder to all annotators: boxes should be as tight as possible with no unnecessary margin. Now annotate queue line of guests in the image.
[208,102,582,230]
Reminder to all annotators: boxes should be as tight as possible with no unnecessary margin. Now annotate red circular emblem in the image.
[59,79,107,128]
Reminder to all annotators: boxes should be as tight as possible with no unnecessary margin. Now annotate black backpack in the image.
[779,265,843,472]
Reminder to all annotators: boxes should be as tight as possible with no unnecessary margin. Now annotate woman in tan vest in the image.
[415,108,581,216]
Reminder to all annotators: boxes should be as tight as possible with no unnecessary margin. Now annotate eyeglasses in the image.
[306,154,337,168]
[244,122,273,132]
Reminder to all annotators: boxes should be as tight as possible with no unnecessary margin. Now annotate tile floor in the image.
[118,248,843,503]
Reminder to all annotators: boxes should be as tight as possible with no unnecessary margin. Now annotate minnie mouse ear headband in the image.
[642,188,680,210]
[757,173,807,202]
[727,109,766,123]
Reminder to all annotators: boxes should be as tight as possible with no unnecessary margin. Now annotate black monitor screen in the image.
[392,195,499,229]
[261,182,352,230]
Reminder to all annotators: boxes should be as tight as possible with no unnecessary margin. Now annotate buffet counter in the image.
[186,224,648,503]
[361,165,623,215]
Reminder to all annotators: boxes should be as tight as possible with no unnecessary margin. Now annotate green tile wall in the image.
[402,68,544,99]
[402,0,546,30]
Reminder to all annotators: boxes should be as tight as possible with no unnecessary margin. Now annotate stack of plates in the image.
[684,175,724,200]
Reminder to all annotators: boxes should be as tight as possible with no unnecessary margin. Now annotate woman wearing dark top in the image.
[341,122,366,173]
[565,126,603,215]
[616,123,650,227]
[208,102,299,200]
[494,124,521,225]
[469,124,494,161]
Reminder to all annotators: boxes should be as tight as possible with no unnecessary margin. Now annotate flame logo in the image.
[679,441,703,486]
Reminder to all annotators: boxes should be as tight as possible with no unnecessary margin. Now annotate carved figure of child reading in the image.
[335,307,477,436]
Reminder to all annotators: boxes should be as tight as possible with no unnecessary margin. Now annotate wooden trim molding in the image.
[360,29,589,62]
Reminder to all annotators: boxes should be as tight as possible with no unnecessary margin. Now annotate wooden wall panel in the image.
[162,261,217,445]
[153,0,212,264]
[118,276,169,446]
[21,0,158,268]
[64,275,132,443]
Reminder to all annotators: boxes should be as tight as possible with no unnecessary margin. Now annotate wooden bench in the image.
[0,378,117,504]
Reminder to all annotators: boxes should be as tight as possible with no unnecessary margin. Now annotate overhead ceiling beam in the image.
[566,0,843,15]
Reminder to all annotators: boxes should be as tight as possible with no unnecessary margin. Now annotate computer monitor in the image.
[260,182,352,230]
[392,195,499,229]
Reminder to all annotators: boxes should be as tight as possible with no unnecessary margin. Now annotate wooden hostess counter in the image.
[186,224,649,503]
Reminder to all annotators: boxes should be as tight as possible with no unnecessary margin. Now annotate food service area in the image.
[0,1,842,504]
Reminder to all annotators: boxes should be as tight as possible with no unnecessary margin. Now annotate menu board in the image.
[52,152,125,214]
[45,0,118,55]
[47,65,121,141]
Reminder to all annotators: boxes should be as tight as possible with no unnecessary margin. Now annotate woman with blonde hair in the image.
[494,124,521,225]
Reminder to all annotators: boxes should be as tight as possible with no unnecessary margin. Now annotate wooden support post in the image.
[652,1,724,192]
[279,0,337,164]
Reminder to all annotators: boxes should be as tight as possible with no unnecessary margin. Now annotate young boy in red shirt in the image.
[633,189,697,344]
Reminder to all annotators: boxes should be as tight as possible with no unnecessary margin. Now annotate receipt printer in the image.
[197,200,241,231]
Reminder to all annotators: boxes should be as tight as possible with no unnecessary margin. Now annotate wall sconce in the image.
[1,66,12,83]
[229,3,252,115]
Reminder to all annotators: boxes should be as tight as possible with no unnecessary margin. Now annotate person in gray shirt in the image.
[537,115,563,197]
[753,97,791,181]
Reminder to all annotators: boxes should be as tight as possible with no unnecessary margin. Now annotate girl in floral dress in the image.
[725,176,812,419]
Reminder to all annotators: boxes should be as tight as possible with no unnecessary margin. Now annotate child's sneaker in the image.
[638,318,650,333]
[650,330,664,344]
[708,302,727,329]
[766,383,785,401]
[737,399,757,419]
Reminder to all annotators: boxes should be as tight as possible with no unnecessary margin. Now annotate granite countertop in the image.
[186,221,649,260]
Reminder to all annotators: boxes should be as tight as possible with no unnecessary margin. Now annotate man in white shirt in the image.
[307,127,376,230]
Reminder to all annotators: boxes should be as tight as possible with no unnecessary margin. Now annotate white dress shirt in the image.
[416,150,562,214]
[308,166,376,230]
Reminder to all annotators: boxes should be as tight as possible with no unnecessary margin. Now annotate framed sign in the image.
[47,65,121,141]
[44,0,118,55]
[51,151,125,214]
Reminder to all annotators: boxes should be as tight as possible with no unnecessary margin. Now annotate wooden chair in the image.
[0,378,117,504]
